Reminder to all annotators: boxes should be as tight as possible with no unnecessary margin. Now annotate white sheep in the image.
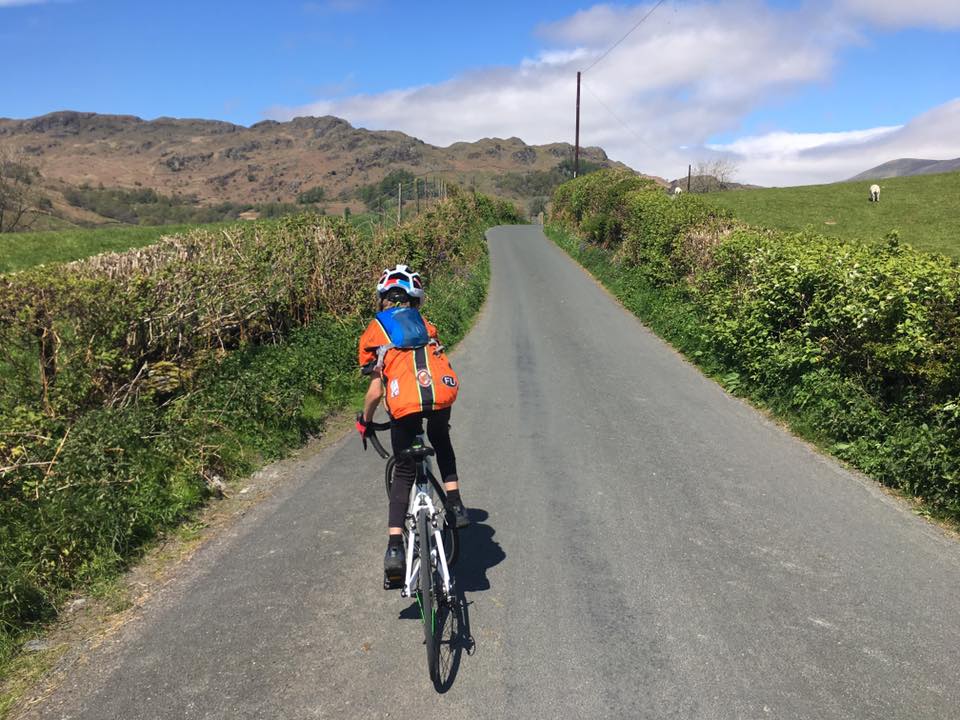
[869,184,880,202]
[673,186,683,196]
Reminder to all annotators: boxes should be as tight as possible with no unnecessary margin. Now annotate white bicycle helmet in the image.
[376,264,424,299]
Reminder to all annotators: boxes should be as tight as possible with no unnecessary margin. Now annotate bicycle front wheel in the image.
[417,507,438,681]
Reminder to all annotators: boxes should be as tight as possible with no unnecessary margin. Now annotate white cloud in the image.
[708,126,901,158]
[266,1,959,186]
[521,48,591,68]
[268,2,845,178]
[0,0,51,6]
[709,99,960,185]
[836,0,960,29]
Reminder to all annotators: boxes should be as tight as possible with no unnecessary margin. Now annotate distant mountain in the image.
[0,110,642,223]
[849,157,960,181]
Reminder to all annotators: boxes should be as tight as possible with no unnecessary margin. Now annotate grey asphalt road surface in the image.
[26,226,960,719]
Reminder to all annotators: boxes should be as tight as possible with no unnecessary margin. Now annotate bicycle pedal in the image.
[383,573,403,590]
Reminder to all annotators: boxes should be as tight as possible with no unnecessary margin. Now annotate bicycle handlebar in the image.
[358,412,391,459]
[368,432,390,460]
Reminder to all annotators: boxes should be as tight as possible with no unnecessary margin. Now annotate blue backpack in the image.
[376,307,430,348]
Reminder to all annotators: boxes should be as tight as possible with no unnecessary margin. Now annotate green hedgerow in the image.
[0,192,518,661]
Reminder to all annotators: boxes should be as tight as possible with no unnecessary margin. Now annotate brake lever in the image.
[357,411,369,451]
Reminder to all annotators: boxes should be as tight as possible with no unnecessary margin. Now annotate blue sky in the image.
[4,0,591,124]
[3,0,959,185]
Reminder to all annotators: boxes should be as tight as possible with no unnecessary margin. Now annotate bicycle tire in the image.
[440,513,459,568]
[418,507,438,681]
[425,471,458,568]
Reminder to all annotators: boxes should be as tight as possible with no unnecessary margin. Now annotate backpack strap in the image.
[374,343,394,371]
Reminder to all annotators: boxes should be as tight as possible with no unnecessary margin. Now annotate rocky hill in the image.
[0,111,648,224]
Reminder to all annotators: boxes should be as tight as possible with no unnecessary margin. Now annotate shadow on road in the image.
[455,508,505,593]
[435,508,503,692]
[398,506,505,619]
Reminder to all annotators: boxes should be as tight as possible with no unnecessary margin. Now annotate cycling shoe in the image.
[383,543,404,590]
[447,503,470,529]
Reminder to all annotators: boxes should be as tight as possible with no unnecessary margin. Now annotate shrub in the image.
[297,186,327,204]
[59,185,301,226]
[551,168,657,247]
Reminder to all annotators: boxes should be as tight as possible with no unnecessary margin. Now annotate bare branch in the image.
[0,148,44,233]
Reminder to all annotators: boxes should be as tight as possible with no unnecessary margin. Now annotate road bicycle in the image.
[359,415,460,683]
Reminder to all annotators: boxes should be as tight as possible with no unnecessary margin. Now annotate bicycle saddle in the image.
[398,444,435,460]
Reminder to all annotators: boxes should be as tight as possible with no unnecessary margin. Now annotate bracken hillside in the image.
[0,111,653,224]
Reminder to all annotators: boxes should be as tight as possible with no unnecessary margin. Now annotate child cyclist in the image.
[355,264,469,585]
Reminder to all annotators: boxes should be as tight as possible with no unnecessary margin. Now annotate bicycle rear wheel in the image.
[440,510,459,568]
[427,471,458,568]
[417,507,438,682]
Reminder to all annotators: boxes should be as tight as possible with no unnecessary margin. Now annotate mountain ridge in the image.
[848,157,960,181]
[0,111,655,222]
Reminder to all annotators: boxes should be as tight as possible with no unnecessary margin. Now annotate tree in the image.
[356,169,416,211]
[0,150,42,233]
[556,158,604,178]
[690,158,738,193]
[528,197,548,217]
[297,186,327,204]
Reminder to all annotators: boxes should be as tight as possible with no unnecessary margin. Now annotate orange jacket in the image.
[359,315,459,419]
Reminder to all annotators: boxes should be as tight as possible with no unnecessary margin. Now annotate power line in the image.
[581,79,659,155]
[581,0,666,74]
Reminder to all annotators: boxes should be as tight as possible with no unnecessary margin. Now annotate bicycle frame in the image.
[401,439,454,602]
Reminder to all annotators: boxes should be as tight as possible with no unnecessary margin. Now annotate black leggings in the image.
[388,407,457,528]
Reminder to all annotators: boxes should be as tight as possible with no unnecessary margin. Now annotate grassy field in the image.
[705,171,960,260]
[0,210,391,274]
[0,223,224,274]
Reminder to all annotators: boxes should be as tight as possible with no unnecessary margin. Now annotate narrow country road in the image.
[26,226,960,719]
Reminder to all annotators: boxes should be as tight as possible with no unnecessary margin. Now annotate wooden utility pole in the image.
[687,164,692,192]
[397,183,402,224]
[415,178,420,215]
[574,71,581,178]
